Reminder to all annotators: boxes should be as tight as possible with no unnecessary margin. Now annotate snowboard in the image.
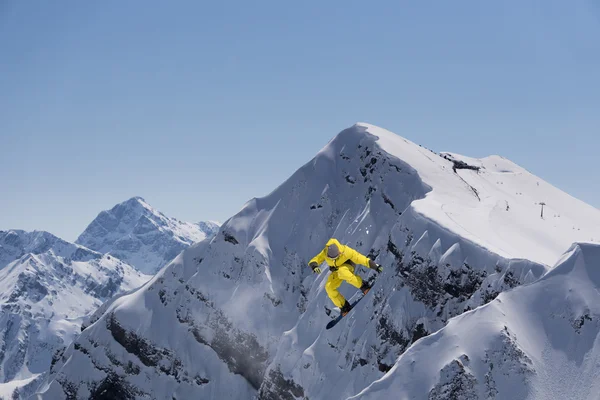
[326,275,377,330]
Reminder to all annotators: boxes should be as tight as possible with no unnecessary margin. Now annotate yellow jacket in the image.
[309,238,371,269]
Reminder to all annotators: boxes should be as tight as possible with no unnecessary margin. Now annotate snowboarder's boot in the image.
[340,300,352,316]
[360,281,371,296]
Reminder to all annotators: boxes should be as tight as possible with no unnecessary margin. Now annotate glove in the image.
[368,259,383,273]
[309,262,321,274]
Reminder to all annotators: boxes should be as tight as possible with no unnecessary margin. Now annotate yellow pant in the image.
[325,264,363,308]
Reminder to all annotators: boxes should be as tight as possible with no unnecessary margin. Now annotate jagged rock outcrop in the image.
[35,124,600,399]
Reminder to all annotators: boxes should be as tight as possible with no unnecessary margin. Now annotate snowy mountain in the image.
[354,242,600,400]
[76,197,220,275]
[35,123,600,399]
[0,230,148,399]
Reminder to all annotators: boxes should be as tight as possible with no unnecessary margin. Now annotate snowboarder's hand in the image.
[368,259,383,273]
[309,262,321,274]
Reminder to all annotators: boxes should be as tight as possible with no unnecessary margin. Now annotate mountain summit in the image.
[76,197,219,274]
[37,124,600,399]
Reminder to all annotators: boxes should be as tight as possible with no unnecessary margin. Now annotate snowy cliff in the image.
[354,242,600,400]
[35,123,600,399]
[0,230,147,399]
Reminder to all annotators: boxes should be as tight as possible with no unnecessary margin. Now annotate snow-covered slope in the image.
[354,242,600,400]
[76,197,220,275]
[0,230,148,399]
[36,123,600,400]
[373,127,599,267]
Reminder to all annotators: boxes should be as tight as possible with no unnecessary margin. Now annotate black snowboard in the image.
[326,275,377,330]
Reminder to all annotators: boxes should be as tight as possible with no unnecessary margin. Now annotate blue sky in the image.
[1,1,599,241]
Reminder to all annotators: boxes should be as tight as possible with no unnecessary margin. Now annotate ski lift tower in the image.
[539,202,546,219]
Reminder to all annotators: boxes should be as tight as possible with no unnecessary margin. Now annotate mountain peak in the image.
[111,195,155,214]
[0,229,100,269]
[124,195,150,207]
[36,123,600,400]
[76,197,220,274]
[542,242,600,286]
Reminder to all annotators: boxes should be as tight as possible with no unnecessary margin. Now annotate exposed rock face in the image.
[35,124,600,399]
[0,230,147,399]
[355,243,600,400]
[76,197,219,274]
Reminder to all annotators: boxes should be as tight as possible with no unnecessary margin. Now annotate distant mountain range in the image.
[0,199,219,399]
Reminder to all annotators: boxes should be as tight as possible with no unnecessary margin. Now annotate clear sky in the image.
[1,1,599,242]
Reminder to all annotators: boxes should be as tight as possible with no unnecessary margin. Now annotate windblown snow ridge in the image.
[34,123,600,400]
[353,242,600,400]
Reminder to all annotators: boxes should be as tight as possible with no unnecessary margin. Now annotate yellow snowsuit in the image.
[309,238,372,308]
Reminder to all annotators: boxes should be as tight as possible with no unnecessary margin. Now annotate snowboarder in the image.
[309,238,383,316]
